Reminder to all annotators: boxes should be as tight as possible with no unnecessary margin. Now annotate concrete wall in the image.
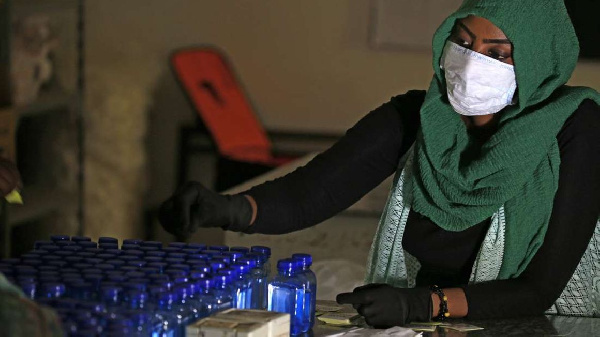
[84,0,600,242]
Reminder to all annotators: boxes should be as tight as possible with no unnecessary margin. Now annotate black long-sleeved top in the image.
[244,90,600,319]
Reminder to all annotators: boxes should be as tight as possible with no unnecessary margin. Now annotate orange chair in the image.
[171,46,300,191]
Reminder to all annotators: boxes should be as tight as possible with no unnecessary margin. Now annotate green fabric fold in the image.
[410,0,600,278]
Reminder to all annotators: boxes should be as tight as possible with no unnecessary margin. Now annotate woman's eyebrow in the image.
[456,21,476,40]
[482,38,511,44]
[456,21,512,45]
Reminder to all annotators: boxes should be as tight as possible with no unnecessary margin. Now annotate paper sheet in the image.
[324,326,422,337]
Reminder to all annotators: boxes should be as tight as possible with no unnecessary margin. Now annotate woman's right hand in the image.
[158,181,253,238]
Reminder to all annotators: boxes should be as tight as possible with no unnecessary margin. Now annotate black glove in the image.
[336,283,432,328]
[158,181,253,238]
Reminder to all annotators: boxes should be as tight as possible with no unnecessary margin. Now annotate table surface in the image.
[309,301,600,337]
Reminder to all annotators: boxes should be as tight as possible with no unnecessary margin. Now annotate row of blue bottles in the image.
[0,234,279,336]
[267,254,317,335]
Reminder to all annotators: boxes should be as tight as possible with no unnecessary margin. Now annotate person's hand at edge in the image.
[0,157,21,197]
[336,283,431,328]
[158,181,253,238]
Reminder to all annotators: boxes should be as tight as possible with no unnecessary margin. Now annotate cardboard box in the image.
[186,317,269,337]
[186,310,290,337]
[217,309,290,337]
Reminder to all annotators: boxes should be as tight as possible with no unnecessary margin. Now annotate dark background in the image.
[565,0,600,59]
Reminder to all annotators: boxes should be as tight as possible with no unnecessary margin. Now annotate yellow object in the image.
[5,190,23,204]
[410,321,444,326]
[405,324,437,332]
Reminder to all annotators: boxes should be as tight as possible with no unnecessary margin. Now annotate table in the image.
[312,315,600,336]
[309,301,600,336]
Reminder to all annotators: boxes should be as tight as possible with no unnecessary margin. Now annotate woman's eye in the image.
[488,50,509,61]
[458,39,471,47]
[451,35,471,47]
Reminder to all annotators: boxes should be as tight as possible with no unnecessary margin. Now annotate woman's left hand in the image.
[336,283,431,328]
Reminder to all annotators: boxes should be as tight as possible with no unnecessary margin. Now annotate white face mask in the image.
[440,41,517,116]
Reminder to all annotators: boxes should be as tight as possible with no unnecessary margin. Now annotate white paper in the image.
[325,326,422,337]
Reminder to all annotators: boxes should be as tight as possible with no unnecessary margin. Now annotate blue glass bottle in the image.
[154,292,180,337]
[246,253,268,309]
[20,281,36,299]
[51,234,70,242]
[174,283,199,324]
[128,310,152,336]
[165,291,192,337]
[146,285,170,337]
[34,240,54,249]
[186,243,207,251]
[41,282,66,299]
[142,241,163,249]
[238,257,257,309]
[189,265,211,280]
[100,242,120,250]
[74,312,103,336]
[200,249,221,258]
[55,240,76,248]
[195,277,217,318]
[127,290,150,311]
[167,252,186,259]
[209,261,227,274]
[101,285,123,311]
[70,282,95,301]
[223,251,243,264]
[170,263,191,273]
[168,242,187,250]
[250,246,272,276]
[181,248,201,255]
[268,258,306,335]
[217,268,239,308]
[293,253,317,330]
[99,236,119,244]
[123,238,143,245]
[212,254,232,265]
[212,273,234,312]
[103,313,134,335]
[78,241,98,249]
[208,245,229,252]
[187,253,209,263]
[231,263,251,309]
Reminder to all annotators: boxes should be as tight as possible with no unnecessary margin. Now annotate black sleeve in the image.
[244,90,426,234]
[464,99,600,319]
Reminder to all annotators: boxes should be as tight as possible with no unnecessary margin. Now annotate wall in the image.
[84,0,600,241]
[86,0,434,241]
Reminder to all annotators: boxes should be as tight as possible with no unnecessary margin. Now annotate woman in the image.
[159,0,600,327]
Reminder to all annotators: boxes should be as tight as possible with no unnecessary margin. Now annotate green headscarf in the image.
[411,0,600,278]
